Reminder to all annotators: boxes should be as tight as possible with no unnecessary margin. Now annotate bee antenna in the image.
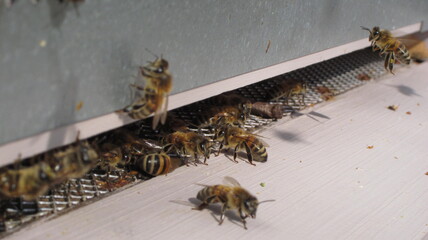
[258,199,276,204]
[144,48,159,59]
[360,26,371,32]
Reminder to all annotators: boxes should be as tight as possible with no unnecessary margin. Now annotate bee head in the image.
[80,142,99,165]
[198,138,211,158]
[361,26,381,41]
[145,56,169,74]
[243,196,259,218]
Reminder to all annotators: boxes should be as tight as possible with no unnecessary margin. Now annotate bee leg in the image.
[129,83,145,91]
[233,144,240,163]
[389,52,396,75]
[219,203,227,225]
[192,202,208,211]
[243,142,256,166]
[192,195,216,210]
[384,52,395,74]
[215,142,223,157]
[239,208,248,230]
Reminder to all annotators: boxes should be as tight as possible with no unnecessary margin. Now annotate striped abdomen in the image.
[137,153,171,176]
[393,41,411,65]
[125,92,160,120]
[196,185,230,203]
[247,137,268,162]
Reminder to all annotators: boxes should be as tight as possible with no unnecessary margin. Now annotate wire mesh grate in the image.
[0,47,395,235]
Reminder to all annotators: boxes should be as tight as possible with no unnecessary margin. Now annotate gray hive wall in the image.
[1,0,427,145]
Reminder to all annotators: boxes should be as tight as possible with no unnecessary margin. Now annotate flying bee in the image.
[215,125,268,165]
[193,176,260,230]
[162,131,212,165]
[50,137,99,183]
[0,161,57,200]
[120,55,173,129]
[361,26,411,74]
[270,79,307,106]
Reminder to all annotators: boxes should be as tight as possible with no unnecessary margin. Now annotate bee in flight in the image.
[120,54,173,129]
[215,125,268,165]
[193,176,260,230]
[0,161,57,200]
[361,26,411,74]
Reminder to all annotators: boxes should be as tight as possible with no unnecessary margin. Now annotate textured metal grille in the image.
[0,47,392,235]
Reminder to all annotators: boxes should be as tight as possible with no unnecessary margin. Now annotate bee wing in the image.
[222,176,241,187]
[160,93,169,124]
[152,93,168,129]
[233,134,270,148]
[397,36,428,60]
[139,139,163,150]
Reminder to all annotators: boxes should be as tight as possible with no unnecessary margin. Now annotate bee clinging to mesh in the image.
[193,176,260,230]
[270,79,307,107]
[361,26,411,74]
[120,53,173,129]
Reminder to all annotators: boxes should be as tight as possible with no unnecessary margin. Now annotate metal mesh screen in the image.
[0,47,392,235]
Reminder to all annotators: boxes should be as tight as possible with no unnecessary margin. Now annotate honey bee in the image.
[215,126,268,165]
[193,176,259,230]
[361,26,411,74]
[99,130,157,171]
[134,153,181,176]
[198,105,250,128]
[207,93,252,110]
[121,55,173,129]
[270,79,307,106]
[0,161,57,200]
[50,139,99,182]
[162,131,212,164]
[0,135,98,200]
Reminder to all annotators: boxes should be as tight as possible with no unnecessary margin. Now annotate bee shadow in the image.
[187,198,244,228]
[383,84,421,97]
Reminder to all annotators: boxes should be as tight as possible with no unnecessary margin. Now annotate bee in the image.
[48,136,99,185]
[207,93,252,110]
[361,26,411,74]
[215,126,268,165]
[0,135,98,200]
[270,79,307,106]
[198,105,249,128]
[121,55,173,129]
[162,131,212,164]
[0,161,56,200]
[193,176,259,230]
[99,129,157,172]
[133,153,182,176]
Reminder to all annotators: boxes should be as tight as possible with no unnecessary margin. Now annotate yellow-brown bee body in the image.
[198,105,249,128]
[361,26,411,74]
[122,57,173,129]
[52,140,99,181]
[193,177,259,230]
[135,152,172,176]
[271,79,307,106]
[215,126,268,165]
[163,131,212,164]
[0,162,57,200]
